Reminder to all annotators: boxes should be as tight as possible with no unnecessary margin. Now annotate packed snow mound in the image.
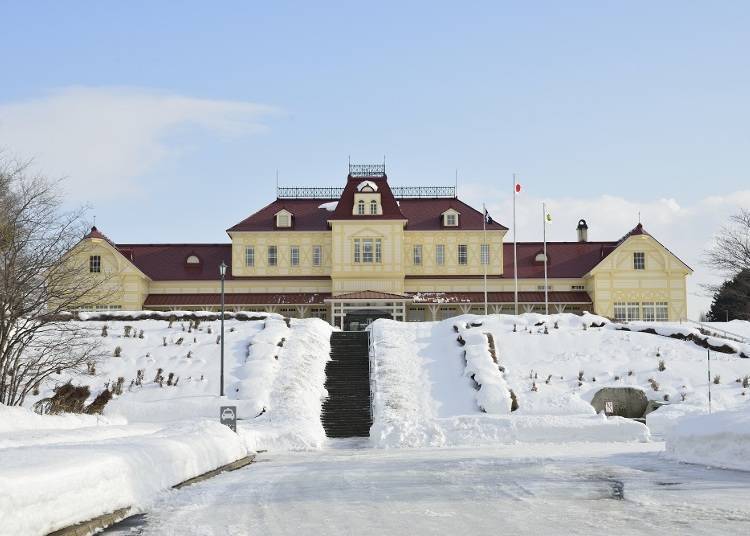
[665,404,750,471]
[369,313,750,447]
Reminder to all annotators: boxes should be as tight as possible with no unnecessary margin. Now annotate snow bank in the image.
[0,419,247,536]
[665,404,750,471]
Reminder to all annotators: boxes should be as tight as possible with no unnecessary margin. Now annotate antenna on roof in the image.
[93,215,96,227]
[638,210,641,224]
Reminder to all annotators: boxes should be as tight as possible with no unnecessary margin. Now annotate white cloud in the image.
[0,86,278,200]
[461,182,750,318]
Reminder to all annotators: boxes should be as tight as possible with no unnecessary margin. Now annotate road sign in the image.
[605,401,614,415]
[220,405,237,432]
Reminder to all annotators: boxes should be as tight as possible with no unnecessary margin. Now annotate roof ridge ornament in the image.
[349,163,386,177]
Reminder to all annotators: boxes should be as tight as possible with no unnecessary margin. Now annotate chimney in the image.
[576,219,589,242]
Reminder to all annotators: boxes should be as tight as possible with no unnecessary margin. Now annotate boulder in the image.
[591,387,648,419]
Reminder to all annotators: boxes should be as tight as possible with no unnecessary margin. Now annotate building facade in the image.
[73,165,692,327]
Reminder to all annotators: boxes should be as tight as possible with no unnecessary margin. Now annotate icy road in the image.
[114,441,750,536]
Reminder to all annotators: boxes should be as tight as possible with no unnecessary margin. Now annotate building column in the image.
[428,304,439,320]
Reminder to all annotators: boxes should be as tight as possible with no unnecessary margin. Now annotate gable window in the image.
[370,200,378,215]
[245,246,254,267]
[186,255,200,265]
[458,244,468,265]
[290,246,300,266]
[436,244,445,265]
[357,200,365,215]
[633,252,645,270]
[89,255,101,273]
[268,246,277,266]
[312,245,322,266]
[413,245,423,265]
[480,244,490,265]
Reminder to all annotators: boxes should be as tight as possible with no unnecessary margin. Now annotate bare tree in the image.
[704,209,750,279]
[0,158,111,406]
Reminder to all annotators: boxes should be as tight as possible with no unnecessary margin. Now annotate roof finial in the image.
[93,215,96,228]
[638,210,641,224]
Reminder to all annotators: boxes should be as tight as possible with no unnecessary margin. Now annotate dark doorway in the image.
[344,310,392,331]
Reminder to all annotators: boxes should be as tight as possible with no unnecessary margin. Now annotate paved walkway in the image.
[107,440,750,536]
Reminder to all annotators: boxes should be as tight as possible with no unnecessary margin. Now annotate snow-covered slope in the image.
[25,313,333,449]
[369,313,750,447]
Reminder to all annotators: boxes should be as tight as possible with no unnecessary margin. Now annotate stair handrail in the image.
[367,323,377,422]
[683,318,749,343]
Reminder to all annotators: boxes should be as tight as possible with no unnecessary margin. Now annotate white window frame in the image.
[642,302,655,321]
[276,213,291,228]
[357,200,365,215]
[89,255,101,273]
[353,239,361,263]
[370,200,378,215]
[363,239,374,263]
[655,302,669,321]
[480,244,490,265]
[458,244,468,265]
[633,252,645,270]
[245,246,254,267]
[436,244,445,265]
[267,246,278,267]
[446,213,457,226]
[375,239,382,263]
[413,245,422,265]
[290,246,300,266]
[312,245,322,266]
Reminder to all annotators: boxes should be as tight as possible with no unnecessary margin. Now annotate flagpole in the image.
[543,202,549,316]
[513,174,518,316]
[483,203,488,316]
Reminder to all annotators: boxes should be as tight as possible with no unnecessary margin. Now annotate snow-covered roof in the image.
[318,201,338,212]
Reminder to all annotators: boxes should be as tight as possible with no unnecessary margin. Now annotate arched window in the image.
[186,255,200,264]
[357,200,365,215]
[370,200,378,215]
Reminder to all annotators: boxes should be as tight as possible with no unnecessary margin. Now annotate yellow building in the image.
[74,165,692,327]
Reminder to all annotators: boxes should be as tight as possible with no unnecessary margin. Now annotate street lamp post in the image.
[219,261,227,397]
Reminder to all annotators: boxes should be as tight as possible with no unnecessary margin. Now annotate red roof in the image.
[502,241,616,279]
[116,244,231,281]
[412,291,592,304]
[227,175,506,232]
[144,293,330,306]
[83,226,116,246]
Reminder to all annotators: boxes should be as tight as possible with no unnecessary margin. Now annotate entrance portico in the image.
[325,291,412,330]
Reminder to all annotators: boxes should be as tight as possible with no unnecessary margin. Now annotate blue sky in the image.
[1,1,749,314]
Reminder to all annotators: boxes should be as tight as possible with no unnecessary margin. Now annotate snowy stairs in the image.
[322,331,372,438]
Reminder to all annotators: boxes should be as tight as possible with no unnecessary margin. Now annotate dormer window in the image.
[535,252,547,263]
[357,200,365,215]
[275,209,292,228]
[442,209,460,227]
[370,200,377,215]
[186,255,200,265]
[357,180,378,192]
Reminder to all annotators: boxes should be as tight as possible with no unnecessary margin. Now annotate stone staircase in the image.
[321,331,372,438]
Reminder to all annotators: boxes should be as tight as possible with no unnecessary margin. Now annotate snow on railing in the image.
[684,319,748,344]
[367,323,378,421]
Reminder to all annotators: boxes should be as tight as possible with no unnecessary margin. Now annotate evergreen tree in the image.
[707,269,750,321]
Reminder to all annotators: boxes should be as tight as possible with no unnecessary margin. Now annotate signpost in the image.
[220,405,237,433]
